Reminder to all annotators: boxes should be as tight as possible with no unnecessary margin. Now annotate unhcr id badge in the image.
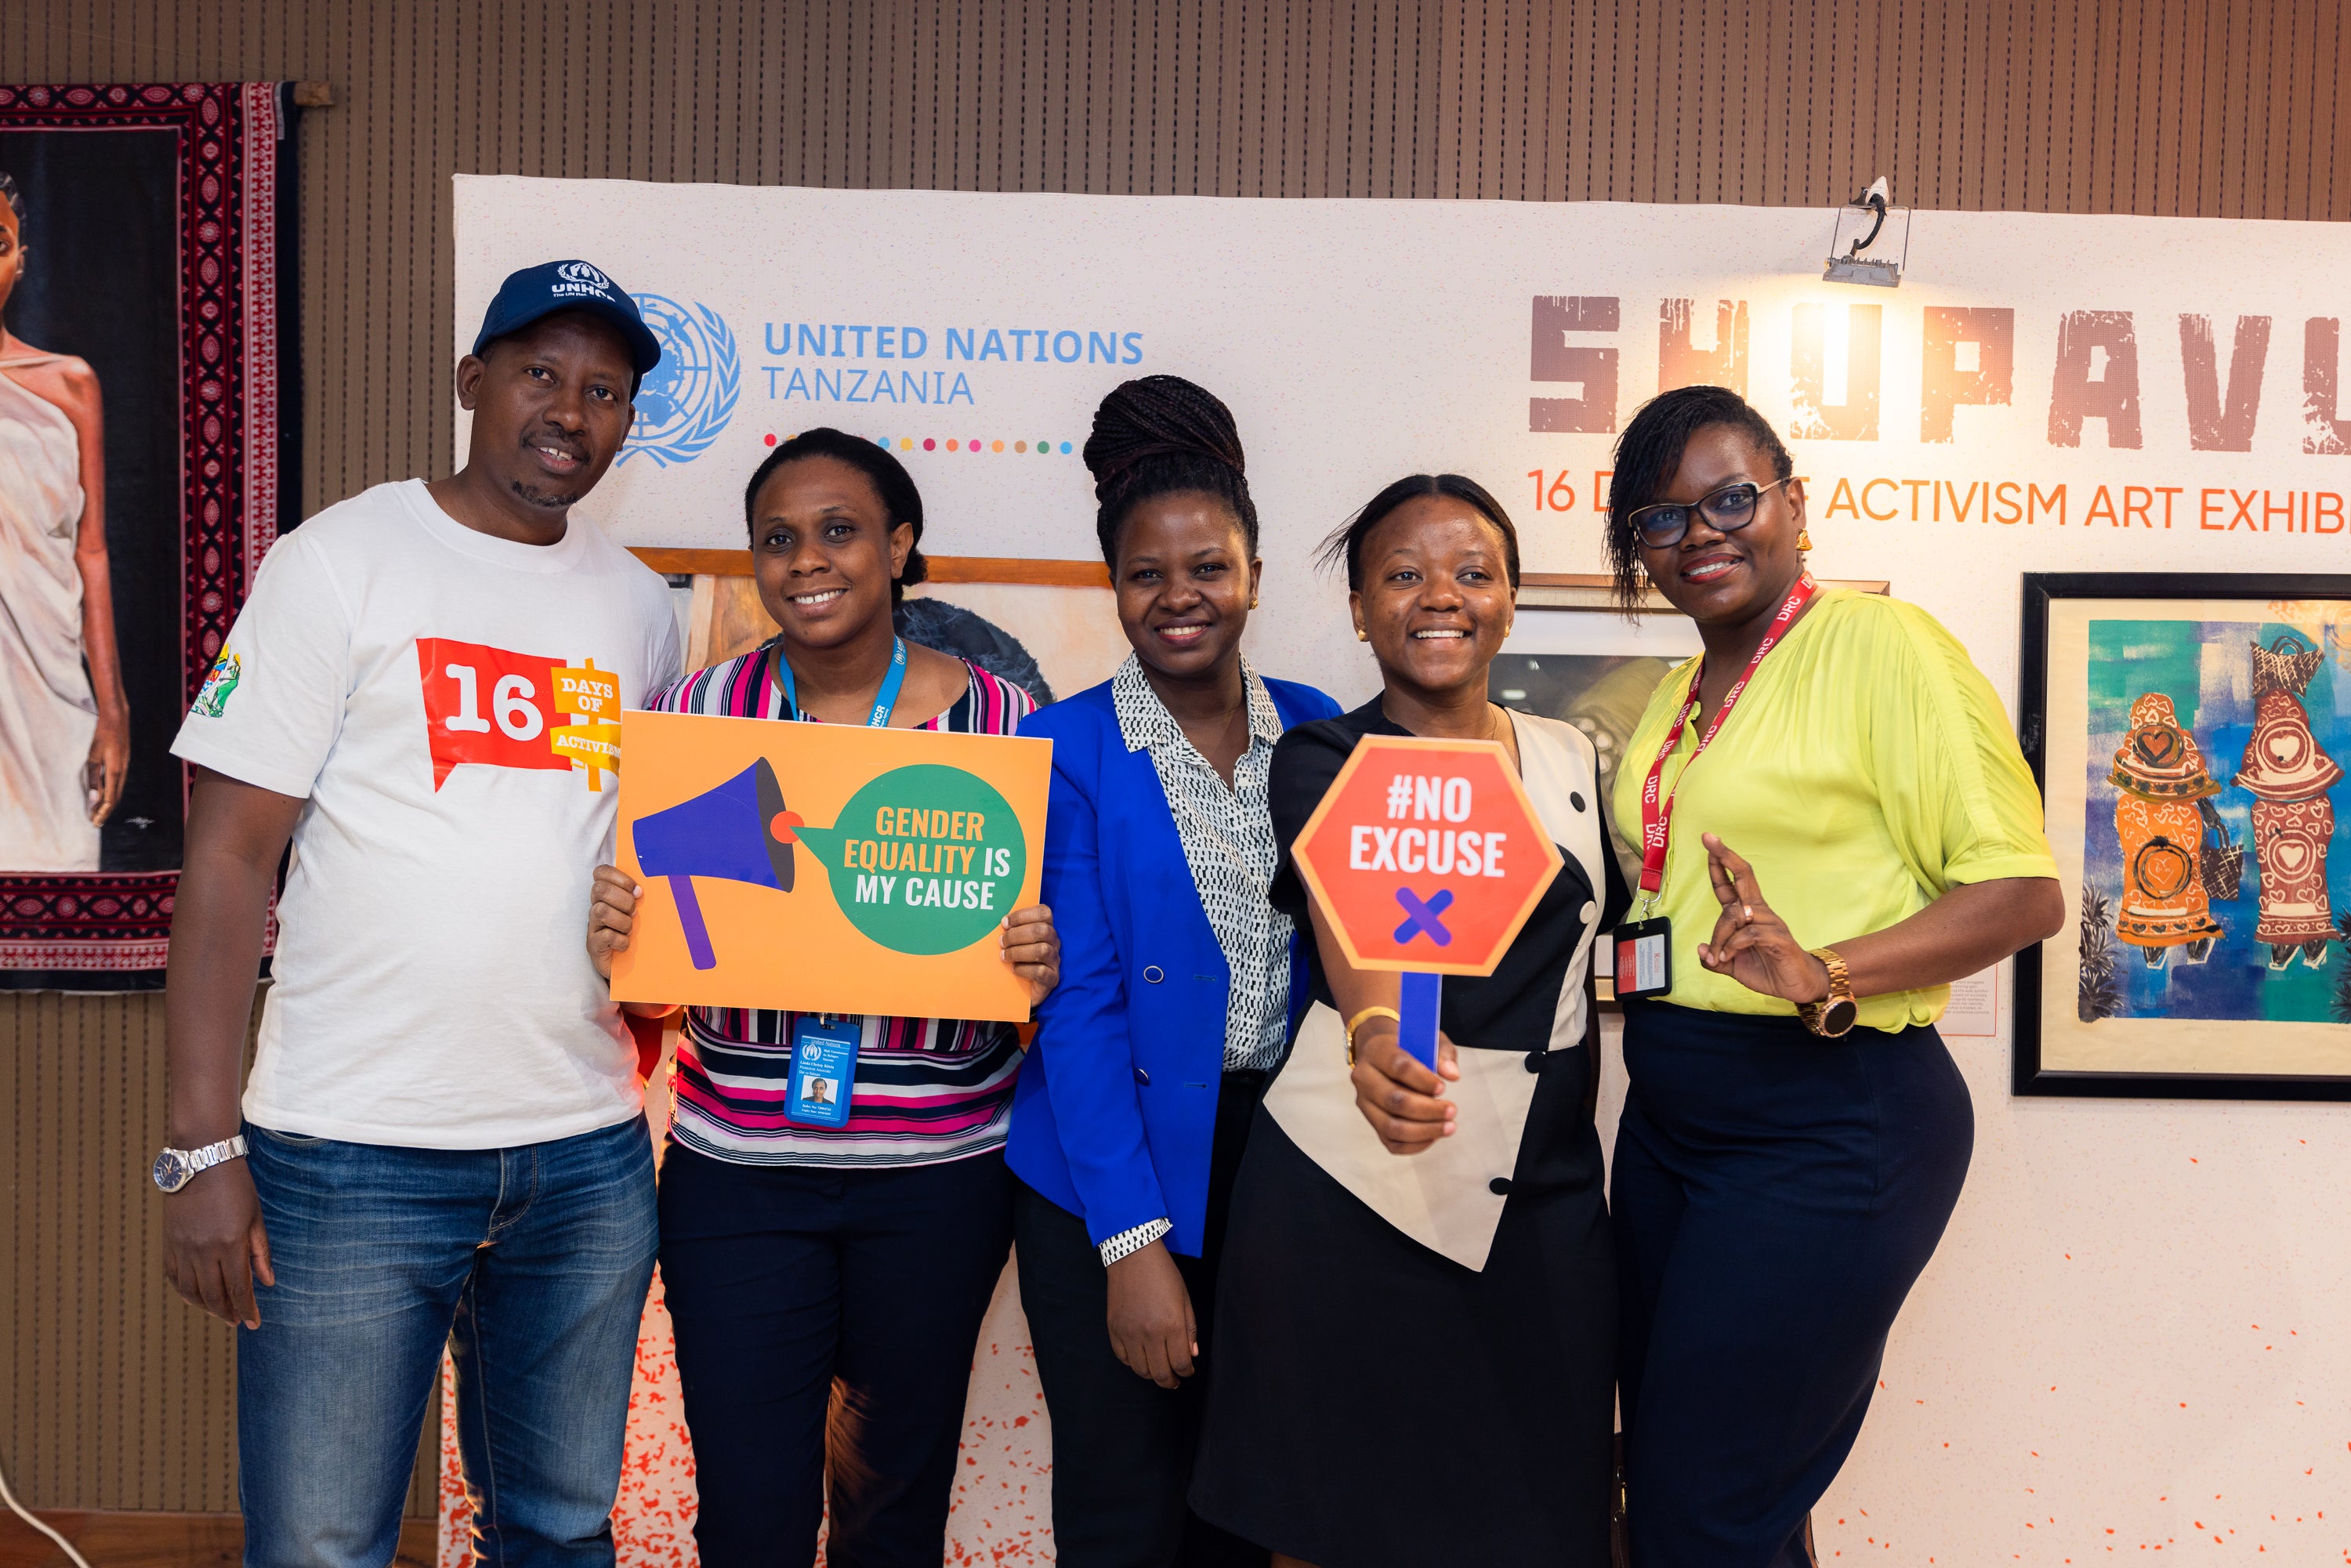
[786,1015,861,1128]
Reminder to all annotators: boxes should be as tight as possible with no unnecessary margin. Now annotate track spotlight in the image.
[1824,176,1907,287]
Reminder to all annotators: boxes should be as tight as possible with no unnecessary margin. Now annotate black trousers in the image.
[657,1143,1016,1568]
[1614,1002,1972,1568]
[1012,1071,1270,1568]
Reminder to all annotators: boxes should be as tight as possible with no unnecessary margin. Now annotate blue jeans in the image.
[237,1114,658,1568]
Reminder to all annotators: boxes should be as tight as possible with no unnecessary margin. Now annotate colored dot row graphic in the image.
[764,432,1076,455]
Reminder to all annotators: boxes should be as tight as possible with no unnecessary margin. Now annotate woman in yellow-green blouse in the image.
[1602,386,2063,1568]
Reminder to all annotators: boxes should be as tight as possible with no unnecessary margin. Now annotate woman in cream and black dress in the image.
[1191,474,1627,1568]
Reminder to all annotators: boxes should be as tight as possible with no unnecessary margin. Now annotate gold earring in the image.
[1797,529,1814,552]
[1357,628,1368,642]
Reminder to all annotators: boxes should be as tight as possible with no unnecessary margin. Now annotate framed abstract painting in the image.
[2017,572,2351,1099]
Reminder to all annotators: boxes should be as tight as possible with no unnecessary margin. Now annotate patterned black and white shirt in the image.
[1096,653,1292,1266]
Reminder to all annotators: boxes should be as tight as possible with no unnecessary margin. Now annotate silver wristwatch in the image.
[153,1135,248,1193]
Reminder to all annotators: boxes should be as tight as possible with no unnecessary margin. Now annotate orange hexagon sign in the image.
[1292,734,1561,976]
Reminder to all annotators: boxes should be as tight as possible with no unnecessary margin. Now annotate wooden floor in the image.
[0,1511,435,1567]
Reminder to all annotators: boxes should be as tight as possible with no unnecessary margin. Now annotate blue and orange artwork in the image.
[2082,618,2351,1024]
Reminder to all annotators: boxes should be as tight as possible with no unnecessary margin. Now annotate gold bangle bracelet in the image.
[1343,1005,1401,1066]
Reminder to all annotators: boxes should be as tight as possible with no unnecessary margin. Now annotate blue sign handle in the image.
[670,875,717,972]
[1398,971,1442,1070]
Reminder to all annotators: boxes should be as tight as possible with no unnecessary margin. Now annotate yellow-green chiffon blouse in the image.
[1607,590,2059,1031]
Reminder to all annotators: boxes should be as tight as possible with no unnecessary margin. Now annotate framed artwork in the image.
[2017,572,2351,1100]
[0,83,301,987]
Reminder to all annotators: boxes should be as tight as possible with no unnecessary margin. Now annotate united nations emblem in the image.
[621,294,741,467]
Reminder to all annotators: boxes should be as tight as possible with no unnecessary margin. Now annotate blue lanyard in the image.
[777,636,907,728]
[779,636,905,1038]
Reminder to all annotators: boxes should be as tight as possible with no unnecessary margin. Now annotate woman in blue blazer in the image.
[1009,376,1339,1568]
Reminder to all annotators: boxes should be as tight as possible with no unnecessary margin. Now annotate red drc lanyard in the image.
[1636,573,1817,896]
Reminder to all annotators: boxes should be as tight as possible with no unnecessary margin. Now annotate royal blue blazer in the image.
[1006,674,1342,1257]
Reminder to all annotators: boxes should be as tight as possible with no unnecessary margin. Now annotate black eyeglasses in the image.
[1625,477,1795,548]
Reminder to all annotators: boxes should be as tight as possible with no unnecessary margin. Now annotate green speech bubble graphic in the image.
[792,763,1027,955]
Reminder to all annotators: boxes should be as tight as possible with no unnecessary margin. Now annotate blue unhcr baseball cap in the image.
[471,259,663,376]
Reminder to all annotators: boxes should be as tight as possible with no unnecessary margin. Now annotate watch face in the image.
[1824,998,1860,1035]
[153,1150,188,1192]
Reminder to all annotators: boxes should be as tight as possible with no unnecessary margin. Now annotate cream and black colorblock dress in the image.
[1191,697,1628,1568]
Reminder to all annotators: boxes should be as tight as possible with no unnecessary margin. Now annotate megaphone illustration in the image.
[632,759,801,970]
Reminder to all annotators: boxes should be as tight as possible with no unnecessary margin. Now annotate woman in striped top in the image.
[587,428,1060,1568]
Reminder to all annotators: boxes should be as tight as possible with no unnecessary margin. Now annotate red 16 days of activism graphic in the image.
[415,637,622,791]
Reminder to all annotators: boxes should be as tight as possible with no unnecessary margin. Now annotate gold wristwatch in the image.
[1796,947,1858,1037]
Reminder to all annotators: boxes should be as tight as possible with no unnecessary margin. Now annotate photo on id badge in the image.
[786,1014,859,1129]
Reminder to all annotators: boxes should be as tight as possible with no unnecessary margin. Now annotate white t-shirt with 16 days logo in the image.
[172,478,683,1148]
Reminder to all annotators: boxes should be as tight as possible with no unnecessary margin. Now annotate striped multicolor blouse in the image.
[646,641,1036,1168]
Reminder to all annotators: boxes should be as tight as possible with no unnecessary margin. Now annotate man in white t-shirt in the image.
[157,259,683,1566]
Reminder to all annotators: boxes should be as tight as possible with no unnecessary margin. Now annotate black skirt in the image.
[1189,1045,1617,1568]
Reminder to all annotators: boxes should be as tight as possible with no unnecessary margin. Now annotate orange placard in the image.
[1291,734,1562,977]
[610,709,1052,1021]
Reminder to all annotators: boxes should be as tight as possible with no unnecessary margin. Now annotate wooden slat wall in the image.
[0,994,264,1513]
[7,0,2347,518]
[4,0,2345,1518]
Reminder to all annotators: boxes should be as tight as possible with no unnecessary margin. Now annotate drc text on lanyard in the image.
[1613,574,1815,1001]
[775,636,907,1128]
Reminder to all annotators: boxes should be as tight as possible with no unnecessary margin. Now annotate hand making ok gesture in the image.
[1693,831,1833,1005]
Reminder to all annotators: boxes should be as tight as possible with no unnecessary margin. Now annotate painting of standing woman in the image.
[0,164,127,871]
[1,83,299,984]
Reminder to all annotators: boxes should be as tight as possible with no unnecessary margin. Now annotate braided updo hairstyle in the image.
[1081,375,1259,567]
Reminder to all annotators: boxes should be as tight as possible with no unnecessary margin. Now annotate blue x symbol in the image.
[1393,887,1454,946]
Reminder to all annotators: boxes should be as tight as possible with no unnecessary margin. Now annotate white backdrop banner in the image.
[457,174,2351,709]
[450,178,2351,1566]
